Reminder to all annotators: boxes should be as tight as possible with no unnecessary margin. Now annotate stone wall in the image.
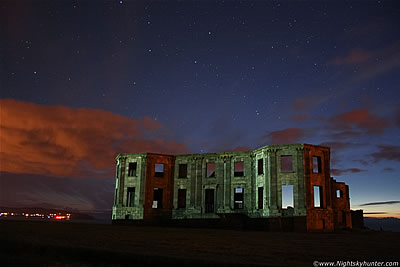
[332,179,352,229]
[112,153,146,220]
[112,144,352,231]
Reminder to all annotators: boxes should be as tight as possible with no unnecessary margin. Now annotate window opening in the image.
[155,163,164,177]
[126,187,135,207]
[206,163,215,178]
[177,189,187,209]
[234,161,244,177]
[179,164,187,178]
[281,156,293,172]
[205,189,214,213]
[152,188,163,208]
[312,156,322,173]
[314,186,323,208]
[258,187,264,209]
[282,185,294,208]
[234,188,244,209]
[258,159,263,175]
[128,162,137,176]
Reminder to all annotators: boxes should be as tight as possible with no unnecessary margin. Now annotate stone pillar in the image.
[190,158,196,208]
[196,157,203,209]
[268,149,279,215]
[304,148,311,208]
[264,150,269,214]
[323,150,331,209]
[225,156,232,210]
[296,147,306,216]
[216,157,224,211]
[139,156,147,208]
[223,157,226,209]
[250,154,255,213]
[118,156,127,206]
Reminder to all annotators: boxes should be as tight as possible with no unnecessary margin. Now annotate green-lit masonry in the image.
[112,144,352,231]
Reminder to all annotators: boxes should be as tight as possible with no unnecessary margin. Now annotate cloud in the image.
[296,42,400,110]
[347,44,400,85]
[328,109,389,135]
[319,141,356,150]
[395,109,400,128]
[336,42,400,86]
[370,145,400,163]
[329,49,372,65]
[140,117,163,131]
[331,168,366,176]
[330,130,363,139]
[291,98,314,111]
[264,128,305,145]
[290,113,310,122]
[360,201,400,207]
[0,99,190,178]
[352,159,370,166]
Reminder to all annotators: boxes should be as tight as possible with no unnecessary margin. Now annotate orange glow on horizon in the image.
[364,214,400,219]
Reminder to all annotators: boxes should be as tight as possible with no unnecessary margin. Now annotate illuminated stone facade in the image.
[112,144,352,231]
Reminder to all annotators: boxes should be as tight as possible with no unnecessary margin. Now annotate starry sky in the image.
[1,0,400,218]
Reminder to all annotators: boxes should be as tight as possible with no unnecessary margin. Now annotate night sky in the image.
[1,0,399,218]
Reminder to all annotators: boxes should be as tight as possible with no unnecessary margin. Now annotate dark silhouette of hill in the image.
[364,217,400,232]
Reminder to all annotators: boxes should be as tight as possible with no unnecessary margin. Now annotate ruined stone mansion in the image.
[112,144,352,231]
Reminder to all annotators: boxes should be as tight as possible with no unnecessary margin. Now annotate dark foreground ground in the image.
[1,220,399,266]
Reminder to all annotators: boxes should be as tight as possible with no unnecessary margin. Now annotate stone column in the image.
[139,155,147,208]
[190,158,196,209]
[296,147,306,216]
[196,157,203,209]
[323,150,331,208]
[225,156,232,210]
[268,149,279,215]
[118,156,127,206]
[304,147,311,208]
[250,154,255,214]
[216,157,224,211]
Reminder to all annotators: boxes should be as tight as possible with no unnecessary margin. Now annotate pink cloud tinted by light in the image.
[264,128,304,145]
[0,99,190,178]
[329,109,389,135]
[329,49,372,65]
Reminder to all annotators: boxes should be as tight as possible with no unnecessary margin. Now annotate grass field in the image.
[1,220,399,266]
